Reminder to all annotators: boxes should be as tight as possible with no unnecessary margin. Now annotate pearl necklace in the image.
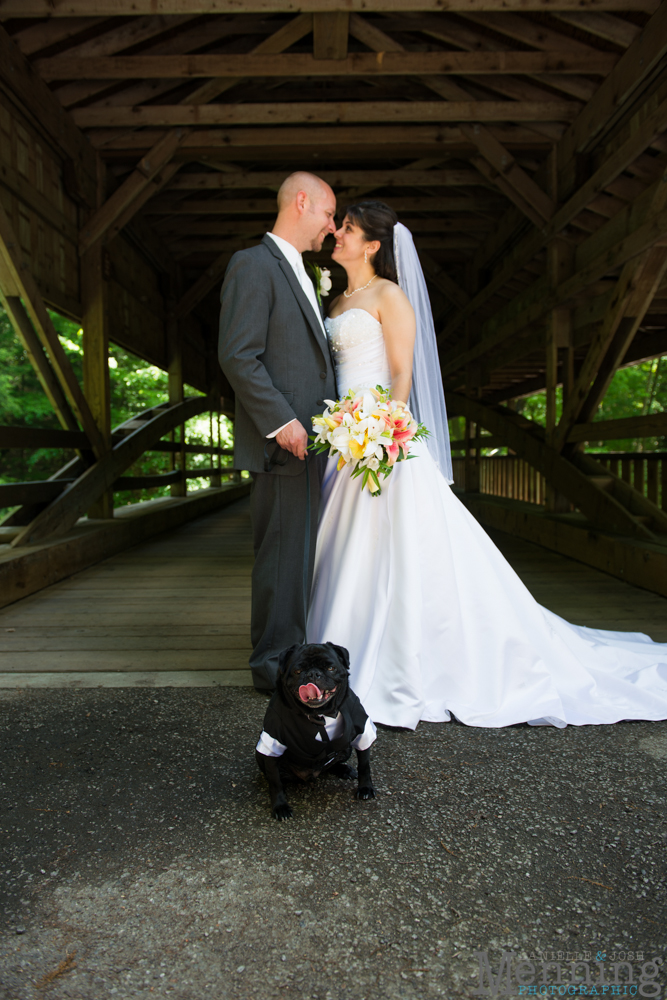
[343,274,377,299]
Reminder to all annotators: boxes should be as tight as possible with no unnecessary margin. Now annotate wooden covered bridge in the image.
[0,0,666,685]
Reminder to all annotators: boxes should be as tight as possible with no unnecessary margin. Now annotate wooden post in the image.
[81,242,113,519]
[546,238,573,511]
[167,313,186,497]
[313,12,349,60]
[464,317,482,493]
[210,408,222,488]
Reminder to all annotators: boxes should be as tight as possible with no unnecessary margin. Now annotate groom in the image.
[218,172,337,691]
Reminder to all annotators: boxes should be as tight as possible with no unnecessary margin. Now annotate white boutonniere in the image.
[306,263,332,307]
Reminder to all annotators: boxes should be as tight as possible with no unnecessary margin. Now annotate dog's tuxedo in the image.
[258,684,373,776]
[255,642,376,819]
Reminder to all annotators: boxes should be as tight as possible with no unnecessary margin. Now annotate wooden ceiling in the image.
[2,0,666,404]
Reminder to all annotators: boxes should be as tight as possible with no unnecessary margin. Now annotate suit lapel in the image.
[262,235,329,354]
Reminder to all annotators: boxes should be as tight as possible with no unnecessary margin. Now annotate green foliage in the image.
[0,303,233,517]
[515,359,666,452]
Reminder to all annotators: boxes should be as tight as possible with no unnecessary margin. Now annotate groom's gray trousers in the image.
[249,454,325,691]
[217,236,337,692]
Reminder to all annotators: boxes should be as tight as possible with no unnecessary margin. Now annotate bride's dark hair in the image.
[344,201,399,284]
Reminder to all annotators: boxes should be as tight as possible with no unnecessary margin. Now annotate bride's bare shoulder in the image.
[376,278,413,315]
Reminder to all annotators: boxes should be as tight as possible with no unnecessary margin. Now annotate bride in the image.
[307,200,667,730]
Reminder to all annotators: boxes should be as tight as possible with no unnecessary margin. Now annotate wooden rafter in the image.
[172,252,232,321]
[79,129,188,254]
[168,169,484,189]
[348,14,554,226]
[2,0,659,13]
[36,51,616,79]
[84,124,558,153]
[71,101,579,129]
[440,90,667,344]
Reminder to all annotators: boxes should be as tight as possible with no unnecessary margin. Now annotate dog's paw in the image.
[329,762,357,780]
[356,785,376,801]
[272,803,294,821]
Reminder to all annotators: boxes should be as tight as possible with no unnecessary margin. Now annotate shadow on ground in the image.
[1,688,665,999]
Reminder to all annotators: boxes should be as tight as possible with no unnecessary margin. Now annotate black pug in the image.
[255,642,376,820]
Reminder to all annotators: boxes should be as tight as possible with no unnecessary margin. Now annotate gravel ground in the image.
[1,687,665,999]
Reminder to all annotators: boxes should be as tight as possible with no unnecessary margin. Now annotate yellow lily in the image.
[349,434,367,460]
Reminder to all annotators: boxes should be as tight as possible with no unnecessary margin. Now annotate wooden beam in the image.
[445,392,657,539]
[0,294,81,435]
[313,12,349,60]
[169,235,479,255]
[440,88,667,343]
[172,251,231,320]
[173,13,315,109]
[86,123,555,152]
[0,24,97,207]
[10,396,210,547]
[557,0,667,185]
[81,242,113,518]
[554,246,667,450]
[155,216,492,237]
[567,412,667,442]
[439,1,667,339]
[72,101,578,130]
[440,193,667,378]
[348,14,555,229]
[0,426,89,450]
[553,12,641,47]
[0,201,106,457]
[145,194,506,215]
[3,0,659,13]
[79,129,188,254]
[168,168,492,190]
[36,50,615,80]
[470,155,546,228]
[419,251,470,311]
[10,17,99,56]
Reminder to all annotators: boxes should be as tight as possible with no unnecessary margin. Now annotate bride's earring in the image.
[364,249,368,264]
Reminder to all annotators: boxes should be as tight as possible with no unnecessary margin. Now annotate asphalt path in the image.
[1,687,665,999]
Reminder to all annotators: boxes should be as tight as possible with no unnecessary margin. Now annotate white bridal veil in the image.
[393,222,454,483]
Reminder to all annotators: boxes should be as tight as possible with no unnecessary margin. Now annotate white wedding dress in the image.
[307,308,667,730]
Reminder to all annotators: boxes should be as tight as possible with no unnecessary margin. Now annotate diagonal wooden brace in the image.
[79,128,188,254]
[0,201,105,458]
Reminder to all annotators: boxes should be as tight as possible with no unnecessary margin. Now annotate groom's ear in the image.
[277,644,300,676]
[326,642,350,673]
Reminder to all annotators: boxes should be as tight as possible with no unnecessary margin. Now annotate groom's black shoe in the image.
[255,642,376,820]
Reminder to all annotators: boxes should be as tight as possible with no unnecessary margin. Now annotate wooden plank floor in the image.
[0,498,254,686]
[0,497,665,686]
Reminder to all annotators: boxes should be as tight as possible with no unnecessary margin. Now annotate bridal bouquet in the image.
[311,387,429,495]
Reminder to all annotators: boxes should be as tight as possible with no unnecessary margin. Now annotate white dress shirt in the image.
[265,232,326,439]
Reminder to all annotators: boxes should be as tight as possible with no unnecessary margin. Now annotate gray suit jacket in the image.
[218,235,337,476]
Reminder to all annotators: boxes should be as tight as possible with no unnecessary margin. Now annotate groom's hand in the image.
[276,419,309,460]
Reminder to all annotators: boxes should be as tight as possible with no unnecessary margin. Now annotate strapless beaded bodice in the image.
[325,308,392,394]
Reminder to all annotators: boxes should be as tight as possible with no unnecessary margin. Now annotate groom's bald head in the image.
[277,171,332,212]
[272,171,336,253]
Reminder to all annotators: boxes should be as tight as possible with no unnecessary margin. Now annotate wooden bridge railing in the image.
[594,453,667,511]
[453,452,666,514]
[0,395,242,547]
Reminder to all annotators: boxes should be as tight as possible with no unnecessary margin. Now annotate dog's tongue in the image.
[299,683,323,703]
